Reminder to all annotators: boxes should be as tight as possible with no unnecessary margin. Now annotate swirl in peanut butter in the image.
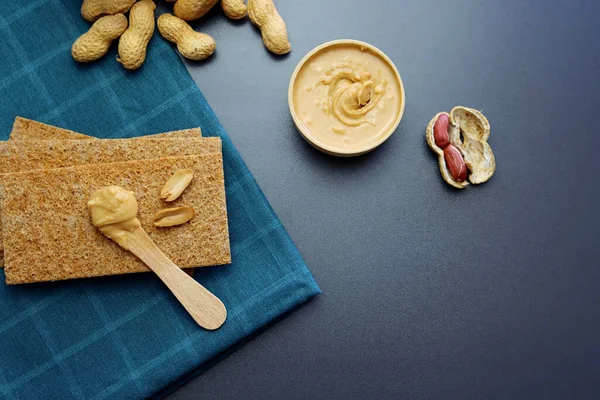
[318,61,388,129]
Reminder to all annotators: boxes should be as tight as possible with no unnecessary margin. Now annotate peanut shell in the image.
[174,0,220,21]
[449,107,496,184]
[248,0,291,55]
[117,0,156,70]
[81,0,136,22]
[425,106,496,188]
[222,0,248,19]
[157,14,216,61]
[72,14,128,63]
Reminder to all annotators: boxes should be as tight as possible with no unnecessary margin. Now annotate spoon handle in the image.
[126,227,227,330]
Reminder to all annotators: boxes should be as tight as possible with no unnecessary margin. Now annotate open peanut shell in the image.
[425,106,496,189]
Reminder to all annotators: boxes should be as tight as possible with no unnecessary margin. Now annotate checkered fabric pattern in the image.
[0,1,320,399]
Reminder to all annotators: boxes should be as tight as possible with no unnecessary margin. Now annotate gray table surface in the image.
[166,1,600,399]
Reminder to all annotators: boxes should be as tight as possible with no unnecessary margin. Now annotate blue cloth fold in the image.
[0,1,320,399]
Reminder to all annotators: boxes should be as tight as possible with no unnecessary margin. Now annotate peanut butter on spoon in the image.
[88,186,141,249]
[88,186,227,330]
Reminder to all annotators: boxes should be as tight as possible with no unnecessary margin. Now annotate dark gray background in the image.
[166,0,600,399]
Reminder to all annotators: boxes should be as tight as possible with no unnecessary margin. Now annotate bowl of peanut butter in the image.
[289,39,405,157]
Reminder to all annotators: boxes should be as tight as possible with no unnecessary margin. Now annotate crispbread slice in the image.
[0,138,220,174]
[2,119,202,273]
[2,155,230,284]
[10,117,202,140]
[0,138,222,253]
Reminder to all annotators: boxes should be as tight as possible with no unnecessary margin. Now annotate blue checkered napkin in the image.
[0,1,320,399]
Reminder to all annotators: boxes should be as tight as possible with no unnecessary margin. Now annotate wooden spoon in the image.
[125,226,227,330]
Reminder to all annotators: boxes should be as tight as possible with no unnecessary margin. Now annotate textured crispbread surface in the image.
[1,119,201,269]
[10,116,202,140]
[0,137,222,252]
[0,137,221,174]
[2,154,230,284]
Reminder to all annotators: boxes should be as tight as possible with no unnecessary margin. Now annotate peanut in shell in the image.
[425,106,496,189]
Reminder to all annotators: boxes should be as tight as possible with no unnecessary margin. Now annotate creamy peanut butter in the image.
[88,186,141,249]
[290,41,404,154]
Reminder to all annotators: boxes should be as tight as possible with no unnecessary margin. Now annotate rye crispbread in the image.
[2,154,230,284]
[0,137,222,253]
[1,119,203,271]
[10,117,202,140]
